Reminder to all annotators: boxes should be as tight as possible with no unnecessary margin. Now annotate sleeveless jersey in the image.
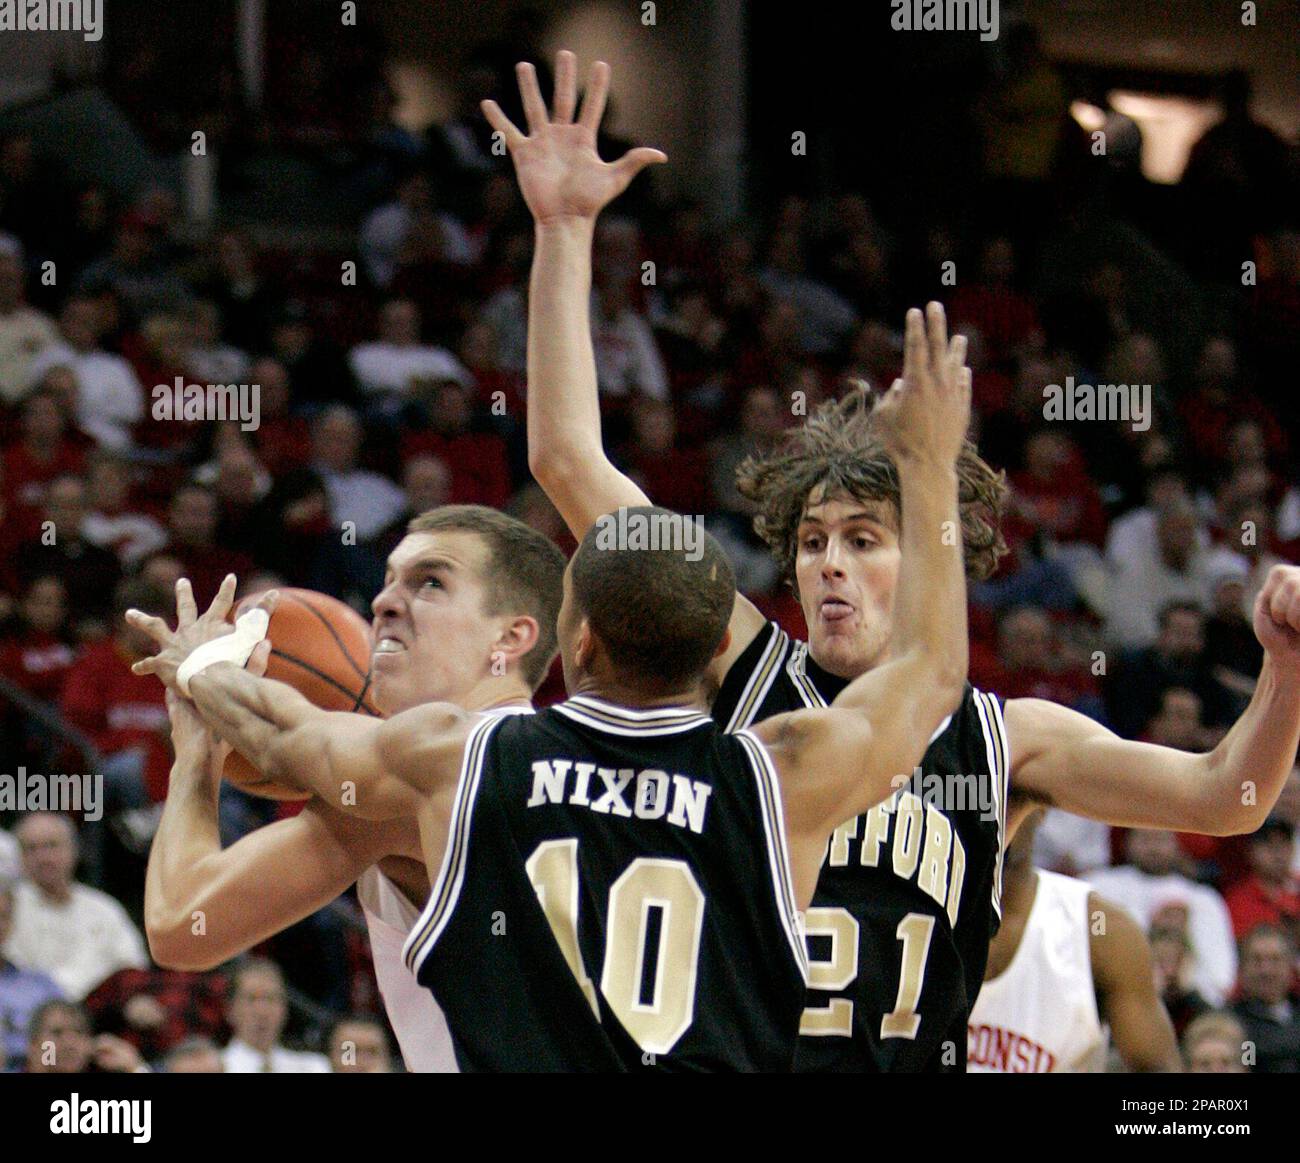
[358,865,458,1073]
[358,704,535,1074]
[712,621,1010,1072]
[967,870,1108,1072]
[402,694,808,1071]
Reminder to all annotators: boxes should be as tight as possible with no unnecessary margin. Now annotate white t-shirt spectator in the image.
[0,827,18,881]
[1103,541,1248,650]
[83,509,169,569]
[359,203,473,289]
[316,467,407,543]
[1085,865,1237,1005]
[222,1038,330,1073]
[592,301,669,401]
[0,305,60,403]
[348,342,470,398]
[4,880,148,1000]
[25,344,144,451]
[1032,809,1112,876]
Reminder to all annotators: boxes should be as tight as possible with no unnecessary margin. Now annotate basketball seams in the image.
[270,648,380,716]
[285,592,371,683]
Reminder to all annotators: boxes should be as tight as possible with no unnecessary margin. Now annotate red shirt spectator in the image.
[1224,819,1300,941]
[400,429,511,510]
[2,390,87,542]
[60,636,170,801]
[84,966,229,1062]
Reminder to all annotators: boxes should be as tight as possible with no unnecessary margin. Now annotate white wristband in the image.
[176,609,271,698]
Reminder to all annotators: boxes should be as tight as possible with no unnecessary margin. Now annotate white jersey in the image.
[358,864,459,1073]
[358,704,535,1073]
[967,870,1108,1073]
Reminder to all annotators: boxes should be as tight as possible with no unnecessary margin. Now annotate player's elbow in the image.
[145,912,222,972]
[528,438,597,493]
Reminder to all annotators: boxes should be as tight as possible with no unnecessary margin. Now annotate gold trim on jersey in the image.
[971,688,1010,920]
[403,713,502,975]
[786,640,827,710]
[553,695,715,737]
[724,624,793,731]
[734,729,810,984]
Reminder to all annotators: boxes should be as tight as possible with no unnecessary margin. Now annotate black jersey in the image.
[402,696,808,1072]
[712,622,1010,1072]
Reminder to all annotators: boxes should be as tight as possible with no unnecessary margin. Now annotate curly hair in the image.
[734,384,1009,589]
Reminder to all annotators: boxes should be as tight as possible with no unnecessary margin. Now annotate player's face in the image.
[370,531,508,714]
[793,493,900,679]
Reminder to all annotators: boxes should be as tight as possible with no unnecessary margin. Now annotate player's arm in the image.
[487,51,770,681]
[128,576,465,821]
[1008,568,1300,836]
[1088,892,1181,1072]
[754,305,970,896]
[187,662,461,821]
[145,678,394,970]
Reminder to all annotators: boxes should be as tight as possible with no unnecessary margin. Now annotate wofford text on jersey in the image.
[527,759,713,834]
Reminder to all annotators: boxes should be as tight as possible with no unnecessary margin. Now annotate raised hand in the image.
[1254,564,1300,674]
[482,49,666,226]
[870,302,971,467]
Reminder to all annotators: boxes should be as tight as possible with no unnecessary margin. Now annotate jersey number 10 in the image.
[526,838,706,1056]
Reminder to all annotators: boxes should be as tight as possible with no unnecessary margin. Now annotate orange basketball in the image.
[221,588,381,800]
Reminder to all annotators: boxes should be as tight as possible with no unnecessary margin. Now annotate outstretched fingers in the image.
[578,59,611,133]
[206,574,239,623]
[516,61,549,133]
[175,577,198,628]
[902,306,925,386]
[552,49,578,123]
[480,99,525,150]
[125,609,171,649]
[925,301,948,379]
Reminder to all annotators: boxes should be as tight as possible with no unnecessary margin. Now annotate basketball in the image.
[221,588,381,800]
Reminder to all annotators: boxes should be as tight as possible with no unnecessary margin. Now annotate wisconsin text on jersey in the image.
[527,759,713,835]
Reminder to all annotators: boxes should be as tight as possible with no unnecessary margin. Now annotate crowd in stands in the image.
[1,17,1299,1071]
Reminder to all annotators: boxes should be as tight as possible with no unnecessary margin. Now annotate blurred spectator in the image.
[185,300,250,386]
[1182,1010,1249,1073]
[190,229,279,352]
[84,965,228,1064]
[163,1035,224,1073]
[328,1015,393,1073]
[621,398,712,517]
[348,299,469,408]
[23,998,145,1073]
[1230,926,1300,1073]
[1104,464,1191,566]
[591,272,669,401]
[1150,925,1211,1038]
[25,296,144,450]
[1224,819,1300,943]
[1089,829,1237,1005]
[360,170,472,290]
[951,236,1040,367]
[157,484,254,610]
[1104,500,1248,650]
[978,605,1102,716]
[399,382,511,509]
[0,878,62,1071]
[14,474,122,629]
[310,407,405,542]
[246,356,311,475]
[221,958,329,1073]
[757,228,857,357]
[81,452,168,569]
[1107,602,1235,738]
[1032,809,1111,878]
[267,301,355,409]
[0,238,59,404]
[0,575,75,708]
[75,212,191,323]
[59,580,172,813]
[4,814,147,1000]
[3,389,89,542]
